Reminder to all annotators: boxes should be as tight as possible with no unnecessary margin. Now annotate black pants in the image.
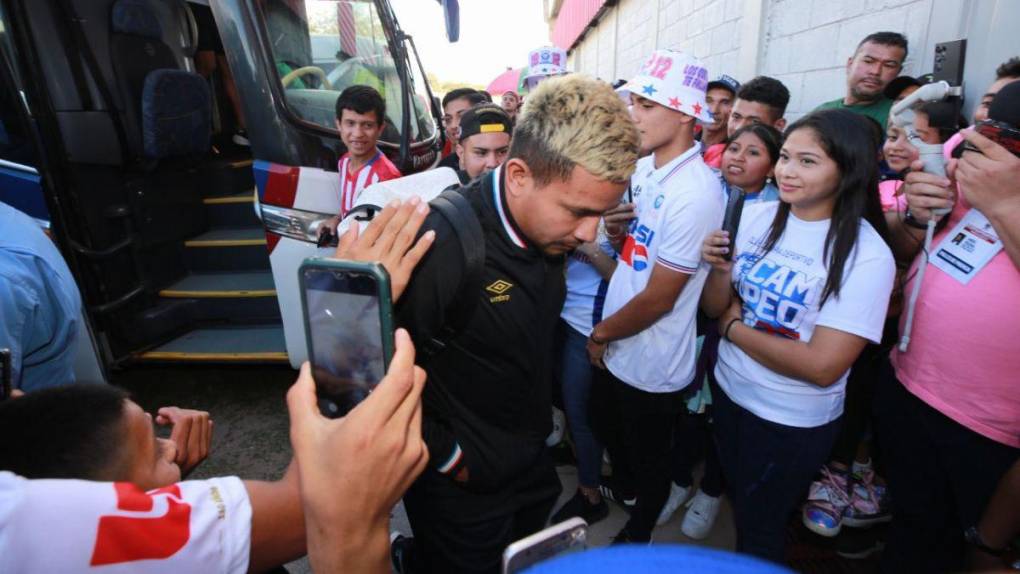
[669,328,725,497]
[671,402,725,497]
[712,380,842,563]
[402,453,561,574]
[591,369,685,540]
[873,364,1019,573]
[829,317,899,466]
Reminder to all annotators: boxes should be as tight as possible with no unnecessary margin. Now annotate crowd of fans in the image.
[0,25,1017,574]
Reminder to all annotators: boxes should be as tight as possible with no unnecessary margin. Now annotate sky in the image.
[388,0,550,87]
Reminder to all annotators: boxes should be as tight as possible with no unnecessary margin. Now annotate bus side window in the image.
[0,85,35,168]
[0,1,35,169]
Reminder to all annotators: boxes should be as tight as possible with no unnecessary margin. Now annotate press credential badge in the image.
[931,209,1003,285]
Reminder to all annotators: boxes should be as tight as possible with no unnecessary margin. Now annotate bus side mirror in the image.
[440,0,459,42]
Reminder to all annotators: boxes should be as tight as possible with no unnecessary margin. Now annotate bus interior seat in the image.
[109,0,210,161]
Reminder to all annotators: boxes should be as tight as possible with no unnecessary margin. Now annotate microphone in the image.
[720,186,746,262]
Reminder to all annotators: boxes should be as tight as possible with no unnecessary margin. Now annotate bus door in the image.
[213,0,442,367]
[0,0,105,383]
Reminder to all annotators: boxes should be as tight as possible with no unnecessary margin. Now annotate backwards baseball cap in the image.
[617,49,714,123]
[707,74,740,96]
[884,73,934,100]
[458,104,513,142]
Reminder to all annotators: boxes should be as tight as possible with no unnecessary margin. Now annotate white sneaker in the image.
[681,489,721,539]
[545,407,565,447]
[655,482,691,525]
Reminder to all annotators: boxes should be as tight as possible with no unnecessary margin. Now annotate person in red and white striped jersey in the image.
[323,86,402,237]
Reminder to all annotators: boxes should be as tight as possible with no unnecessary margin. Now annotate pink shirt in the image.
[890,189,1020,447]
[878,180,907,212]
[703,143,724,169]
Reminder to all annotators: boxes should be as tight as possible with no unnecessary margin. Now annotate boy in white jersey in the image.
[586,50,725,543]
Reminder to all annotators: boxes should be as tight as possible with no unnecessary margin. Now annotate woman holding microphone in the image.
[699,109,896,563]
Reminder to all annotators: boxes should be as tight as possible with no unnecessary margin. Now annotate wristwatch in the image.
[964,526,1006,557]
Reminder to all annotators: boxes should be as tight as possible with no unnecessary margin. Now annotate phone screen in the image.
[303,268,387,418]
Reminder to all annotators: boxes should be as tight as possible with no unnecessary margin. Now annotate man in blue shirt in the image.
[0,201,81,391]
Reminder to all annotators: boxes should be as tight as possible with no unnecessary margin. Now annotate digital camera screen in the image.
[304,270,385,417]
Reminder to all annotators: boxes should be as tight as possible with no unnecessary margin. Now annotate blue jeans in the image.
[558,320,603,488]
[711,378,841,563]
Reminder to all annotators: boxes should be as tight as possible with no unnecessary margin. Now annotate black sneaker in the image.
[835,525,886,560]
[611,526,651,545]
[551,490,609,525]
[599,475,636,510]
[390,532,417,574]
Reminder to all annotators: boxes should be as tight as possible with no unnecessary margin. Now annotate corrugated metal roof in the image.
[551,0,608,51]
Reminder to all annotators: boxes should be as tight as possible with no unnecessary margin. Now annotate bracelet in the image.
[903,210,930,231]
[723,318,741,342]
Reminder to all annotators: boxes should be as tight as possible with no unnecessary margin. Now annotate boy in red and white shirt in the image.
[323,85,401,237]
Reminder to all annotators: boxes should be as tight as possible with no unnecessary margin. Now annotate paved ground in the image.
[117,364,877,573]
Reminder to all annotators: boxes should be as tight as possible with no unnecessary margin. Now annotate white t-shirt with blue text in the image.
[603,145,725,393]
[561,237,615,337]
[715,202,896,427]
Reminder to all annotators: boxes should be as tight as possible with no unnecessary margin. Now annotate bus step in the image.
[185,227,265,247]
[203,189,260,228]
[159,271,276,298]
[197,153,255,199]
[203,190,255,205]
[184,228,270,272]
[135,325,288,363]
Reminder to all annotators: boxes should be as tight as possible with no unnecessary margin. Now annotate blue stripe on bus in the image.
[0,164,47,221]
[253,159,272,203]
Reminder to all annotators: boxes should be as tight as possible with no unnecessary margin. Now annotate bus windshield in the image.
[262,0,434,145]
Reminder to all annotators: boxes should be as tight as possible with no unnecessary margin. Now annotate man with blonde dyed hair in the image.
[391,75,638,574]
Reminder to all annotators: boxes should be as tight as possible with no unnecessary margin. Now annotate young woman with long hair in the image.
[660,123,785,538]
[699,109,896,562]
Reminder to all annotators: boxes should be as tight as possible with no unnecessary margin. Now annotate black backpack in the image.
[420,187,485,360]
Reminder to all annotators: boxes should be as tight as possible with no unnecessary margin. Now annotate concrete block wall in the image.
[566,0,745,84]
[760,0,933,120]
[563,0,937,121]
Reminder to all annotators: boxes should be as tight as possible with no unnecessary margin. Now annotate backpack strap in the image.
[421,187,485,360]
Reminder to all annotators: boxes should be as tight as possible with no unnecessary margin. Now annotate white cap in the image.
[523,46,568,81]
[617,49,713,123]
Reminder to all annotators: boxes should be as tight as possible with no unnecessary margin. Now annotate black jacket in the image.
[396,168,565,492]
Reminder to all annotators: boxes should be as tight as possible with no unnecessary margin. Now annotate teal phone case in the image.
[298,258,395,413]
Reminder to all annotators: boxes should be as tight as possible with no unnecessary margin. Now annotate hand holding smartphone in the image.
[502,518,587,574]
[720,187,747,261]
[299,259,395,418]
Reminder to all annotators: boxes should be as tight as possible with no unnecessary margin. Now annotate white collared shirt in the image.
[603,144,725,392]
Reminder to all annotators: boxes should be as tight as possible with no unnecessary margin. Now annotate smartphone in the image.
[299,259,395,418]
[953,120,1020,158]
[501,517,587,574]
[721,186,747,261]
[0,348,11,401]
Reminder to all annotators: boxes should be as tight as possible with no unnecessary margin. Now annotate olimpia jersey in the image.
[603,144,725,392]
